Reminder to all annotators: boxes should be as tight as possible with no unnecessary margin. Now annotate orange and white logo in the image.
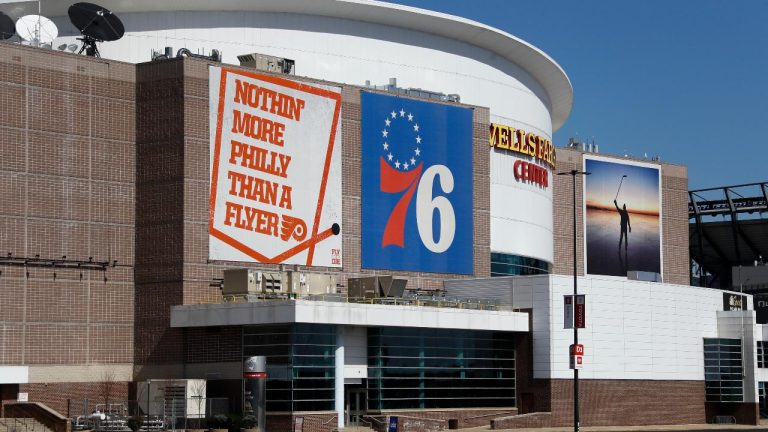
[209,67,342,267]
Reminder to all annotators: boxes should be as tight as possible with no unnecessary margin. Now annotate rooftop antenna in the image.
[68,2,125,57]
[15,14,58,47]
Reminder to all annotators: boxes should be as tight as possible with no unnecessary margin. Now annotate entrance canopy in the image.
[170,299,529,332]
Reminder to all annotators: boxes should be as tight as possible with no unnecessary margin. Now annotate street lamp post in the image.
[557,169,590,432]
[146,379,151,419]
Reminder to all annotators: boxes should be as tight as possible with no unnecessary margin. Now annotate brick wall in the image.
[552,151,586,277]
[134,59,186,368]
[548,378,705,426]
[377,408,516,430]
[491,412,552,429]
[268,413,337,432]
[552,147,690,285]
[19,381,130,418]
[131,58,492,369]
[661,163,690,285]
[268,409,518,432]
[0,44,135,369]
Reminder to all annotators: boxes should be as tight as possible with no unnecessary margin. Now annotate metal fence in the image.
[68,398,230,432]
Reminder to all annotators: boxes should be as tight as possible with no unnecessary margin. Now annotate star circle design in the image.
[382,108,422,171]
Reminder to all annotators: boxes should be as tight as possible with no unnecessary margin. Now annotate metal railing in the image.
[68,398,230,432]
[0,418,48,432]
[221,292,503,311]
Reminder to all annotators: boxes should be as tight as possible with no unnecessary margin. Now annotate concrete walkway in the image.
[459,424,768,432]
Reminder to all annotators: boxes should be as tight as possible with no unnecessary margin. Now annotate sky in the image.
[386,0,768,190]
[584,158,660,214]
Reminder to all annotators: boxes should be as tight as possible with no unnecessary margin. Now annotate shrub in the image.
[207,414,230,429]
[240,415,257,429]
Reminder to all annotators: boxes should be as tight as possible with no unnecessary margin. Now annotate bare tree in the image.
[188,380,207,429]
[99,369,118,410]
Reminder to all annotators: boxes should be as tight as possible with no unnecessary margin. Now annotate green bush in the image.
[207,414,230,429]
[240,415,257,429]
[227,413,242,431]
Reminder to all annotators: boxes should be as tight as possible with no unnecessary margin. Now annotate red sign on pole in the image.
[569,344,585,356]
[574,294,586,328]
[570,344,584,370]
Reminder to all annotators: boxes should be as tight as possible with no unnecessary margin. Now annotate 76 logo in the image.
[361,91,473,275]
[381,162,456,253]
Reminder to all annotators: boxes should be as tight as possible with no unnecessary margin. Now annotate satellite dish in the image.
[67,43,78,52]
[0,12,15,40]
[57,43,68,50]
[68,2,125,57]
[15,15,58,45]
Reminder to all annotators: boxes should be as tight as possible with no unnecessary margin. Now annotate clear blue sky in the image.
[387,0,768,189]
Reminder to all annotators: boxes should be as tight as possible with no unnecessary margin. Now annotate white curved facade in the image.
[13,0,572,265]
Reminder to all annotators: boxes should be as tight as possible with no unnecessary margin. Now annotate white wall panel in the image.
[549,276,729,381]
[0,366,28,384]
[450,275,735,381]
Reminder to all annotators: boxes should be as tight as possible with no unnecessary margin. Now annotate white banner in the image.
[564,295,574,329]
[209,67,342,267]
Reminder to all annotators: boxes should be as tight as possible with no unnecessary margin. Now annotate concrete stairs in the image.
[336,426,377,432]
[0,418,52,432]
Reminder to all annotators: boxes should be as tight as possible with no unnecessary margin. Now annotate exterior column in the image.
[335,325,345,429]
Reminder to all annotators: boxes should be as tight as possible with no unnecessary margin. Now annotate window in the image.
[703,338,743,402]
[758,341,767,368]
[368,327,516,410]
[490,252,550,276]
[243,324,336,412]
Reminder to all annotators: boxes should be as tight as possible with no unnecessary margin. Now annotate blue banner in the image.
[388,416,398,432]
[361,91,473,274]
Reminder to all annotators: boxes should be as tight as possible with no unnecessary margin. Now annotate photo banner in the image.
[209,66,342,267]
[583,155,662,277]
[361,91,473,274]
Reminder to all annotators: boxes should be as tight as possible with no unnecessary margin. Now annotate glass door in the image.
[346,388,367,425]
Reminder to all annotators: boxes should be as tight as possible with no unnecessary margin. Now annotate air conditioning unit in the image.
[137,379,206,419]
[261,272,282,292]
[275,271,339,296]
[237,53,295,75]
[348,276,408,298]
[222,269,262,295]
[224,269,340,297]
[295,273,339,296]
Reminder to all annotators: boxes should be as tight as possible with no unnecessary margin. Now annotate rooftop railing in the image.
[220,291,506,311]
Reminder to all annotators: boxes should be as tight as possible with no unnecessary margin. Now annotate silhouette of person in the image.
[614,199,631,250]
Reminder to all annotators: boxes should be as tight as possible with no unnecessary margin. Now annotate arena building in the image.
[0,0,765,430]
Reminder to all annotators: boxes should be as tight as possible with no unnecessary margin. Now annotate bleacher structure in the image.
[689,181,768,288]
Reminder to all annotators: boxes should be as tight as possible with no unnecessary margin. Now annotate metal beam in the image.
[725,188,742,265]
[691,224,731,273]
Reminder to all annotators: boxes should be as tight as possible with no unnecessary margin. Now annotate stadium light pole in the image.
[557,169,590,432]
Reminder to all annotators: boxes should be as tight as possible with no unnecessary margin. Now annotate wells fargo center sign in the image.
[489,123,555,189]
[209,67,342,267]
